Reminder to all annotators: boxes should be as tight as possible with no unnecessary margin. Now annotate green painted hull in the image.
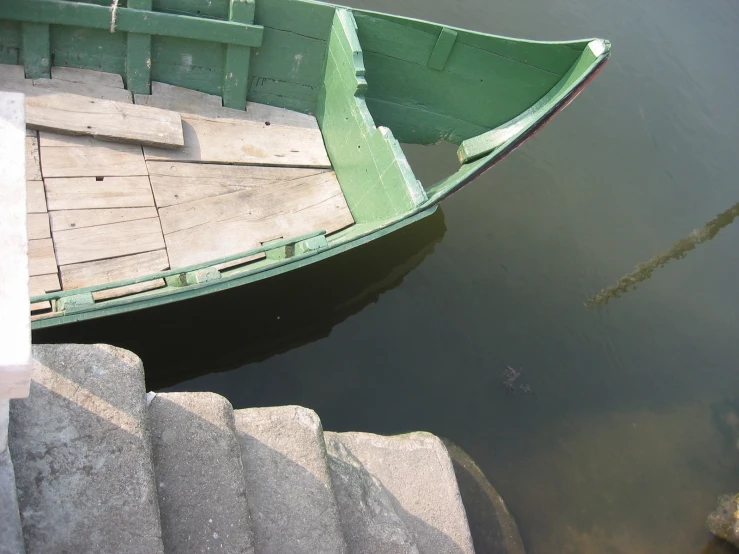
[0,0,610,329]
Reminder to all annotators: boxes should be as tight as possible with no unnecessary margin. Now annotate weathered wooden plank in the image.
[146,160,327,207]
[31,311,61,322]
[29,273,60,295]
[144,116,330,167]
[39,132,148,178]
[28,238,57,276]
[223,0,255,109]
[136,82,318,128]
[0,0,265,48]
[126,0,153,95]
[33,78,133,103]
[26,181,47,213]
[29,273,60,311]
[27,212,50,240]
[52,217,165,266]
[50,67,123,89]
[93,278,166,301]
[26,93,184,148]
[215,252,265,271]
[30,300,51,313]
[160,171,353,267]
[25,135,41,180]
[49,207,158,232]
[152,81,222,108]
[0,68,132,103]
[21,22,50,78]
[45,176,155,211]
[59,249,170,290]
[242,101,319,129]
[427,28,457,71]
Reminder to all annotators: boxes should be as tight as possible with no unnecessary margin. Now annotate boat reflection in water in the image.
[35,208,447,389]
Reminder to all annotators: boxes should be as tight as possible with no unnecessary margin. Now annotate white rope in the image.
[109,0,119,33]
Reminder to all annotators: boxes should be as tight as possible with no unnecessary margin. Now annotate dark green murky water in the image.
[37,0,739,551]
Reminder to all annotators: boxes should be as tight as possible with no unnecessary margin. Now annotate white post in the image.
[0,92,31,400]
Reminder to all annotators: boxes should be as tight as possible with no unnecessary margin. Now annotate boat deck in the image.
[0,66,354,317]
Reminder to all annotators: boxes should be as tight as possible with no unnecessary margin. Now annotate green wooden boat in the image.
[0,0,610,329]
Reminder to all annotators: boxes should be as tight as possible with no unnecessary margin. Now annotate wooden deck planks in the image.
[49,207,159,232]
[45,176,155,210]
[144,116,331,167]
[29,273,60,312]
[52,217,166,266]
[26,181,47,213]
[147,161,329,207]
[59,250,170,290]
[39,132,148,178]
[28,238,57,277]
[12,67,355,303]
[26,93,184,148]
[27,213,50,240]
[26,135,41,180]
[160,171,353,267]
[92,279,166,302]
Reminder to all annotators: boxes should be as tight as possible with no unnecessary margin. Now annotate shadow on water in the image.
[33,208,447,390]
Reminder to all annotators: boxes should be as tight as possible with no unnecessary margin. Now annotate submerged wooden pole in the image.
[586,201,739,307]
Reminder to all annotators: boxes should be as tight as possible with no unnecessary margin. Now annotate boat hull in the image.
[0,0,609,328]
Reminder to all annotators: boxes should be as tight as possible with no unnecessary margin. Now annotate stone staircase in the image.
[1,345,476,554]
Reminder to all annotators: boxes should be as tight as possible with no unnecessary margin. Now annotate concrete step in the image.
[1,400,24,554]
[9,344,164,554]
[148,392,255,554]
[0,447,24,554]
[442,439,525,554]
[324,432,419,554]
[331,432,475,554]
[234,406,347,554]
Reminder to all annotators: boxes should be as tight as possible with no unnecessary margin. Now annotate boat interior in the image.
[0,0,606,324]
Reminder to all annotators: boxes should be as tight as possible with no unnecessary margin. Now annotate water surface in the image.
[36,0,739,551]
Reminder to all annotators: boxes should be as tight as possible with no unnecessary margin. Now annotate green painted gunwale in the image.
[0,0,610,328]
